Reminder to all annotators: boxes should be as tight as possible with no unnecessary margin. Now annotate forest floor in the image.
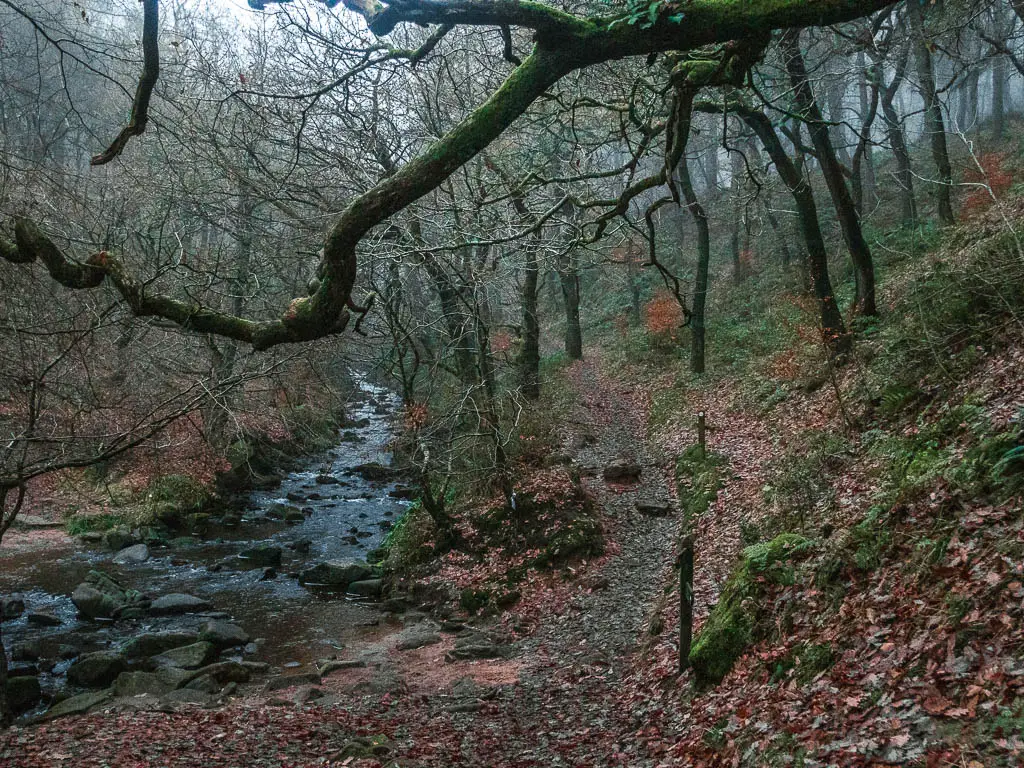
[3,343,1024,767]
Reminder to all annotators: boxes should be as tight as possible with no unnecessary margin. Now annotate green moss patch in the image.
[689,533,813,686]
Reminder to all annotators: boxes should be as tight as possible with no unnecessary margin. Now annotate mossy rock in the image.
[689,533,812,686]
[144,475,211,526]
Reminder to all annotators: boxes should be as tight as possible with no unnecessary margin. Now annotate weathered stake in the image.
[679,534,695,674]
[697,411,707,460]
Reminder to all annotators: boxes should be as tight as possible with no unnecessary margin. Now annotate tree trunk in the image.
[875,47,917,227]
[992,47,1008,140]
[907,1,956,225]
[519,245,541,399]
[730,151,745,283]
[782,30,877,317]
[729,104,850,353]
[854,50,878,213]
[558,253,583,360]
[677,156,711,374]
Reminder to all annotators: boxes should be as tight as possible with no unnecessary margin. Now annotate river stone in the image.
[103,526,139,552]
[265,503,300,521]
[199,621,250,649]
[348,579,383,598]
[349,463,397,481]
[299,560,372,588]
[2,596,25,620]
[285,491,306,502]
[112,543,150,564]
[43,689,113,721]
[67,652,126,688]
[152,641,218,670]
[113,671,176,697]
[315,474,340,485]
[238,545,282,568]
[11,641,41,662]
[71,570,146,620]
[6,676,41,712]
[284,508,306,524]
[122,631,199,658]
[149,593,212,615]
[183,661,250,686]
[26,611,61,626]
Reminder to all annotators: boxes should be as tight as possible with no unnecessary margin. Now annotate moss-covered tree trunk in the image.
[782,30,877,317]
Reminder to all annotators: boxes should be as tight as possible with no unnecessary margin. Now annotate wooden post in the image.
[697,411,707,460]
[679,534,695,674]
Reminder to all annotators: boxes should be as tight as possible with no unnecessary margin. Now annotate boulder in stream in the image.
[349,463,399,482]
[67,651,127,688]
[42,689,113,721]
[1,596,25,620]
[152,641,218,670]
[238,544,282,568]
[122,631,198,658]
[71,570,148,620]
[315,474,340,485]
[112,544,150,565]
[6,676,41,712]
[199,621,250,649]
[26,611,62,627]
[149,593,212,615]
[103,526,140,552]
[348,579,383,599]
[265,503,300,521]
[298,560,372,589]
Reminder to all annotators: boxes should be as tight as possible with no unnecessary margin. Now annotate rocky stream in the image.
[0,377,416,721]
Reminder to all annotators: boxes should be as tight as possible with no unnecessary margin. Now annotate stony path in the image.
[446,359,683,767]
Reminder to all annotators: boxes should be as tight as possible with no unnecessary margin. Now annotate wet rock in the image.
[2,596,25,620]
[113,671,176,697]
[259,567,278,581]
[263,672,321,692]
[11,641,41,662]
[26,611,62,627]
[285,491,306,502]
[58,644,80,660]
[315,475,340,485]
[288,539,313,554]
[238,544,282,568]
[183,675,222,694]
[349,463,399,482]
[152,641,218,670]
[348,579,383,599]
[10,663,39,677]
[344,417,371,429]
[149,593,212,616]
[72,570,147,620]
[199,621,250,649]
[67,651,127,688]
[378,520,393,532]
[6,676,41,712]
[112,543,150,564]
[603,459,642,483]
[183,661,250,686]
[220,512,242,527]
[284,508,306,524]
[306,492,323,501]
[103,526,139,552]
[42,689,112,721]
[169,536,198,548]
[298,559,372,588]
[339,431,362,443]
[341,535,359,545]
[265,503,300,521]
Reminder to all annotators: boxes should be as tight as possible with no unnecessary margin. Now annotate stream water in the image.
[0,375,411,709]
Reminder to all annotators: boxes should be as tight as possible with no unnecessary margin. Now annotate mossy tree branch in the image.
[3,0,896,350]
